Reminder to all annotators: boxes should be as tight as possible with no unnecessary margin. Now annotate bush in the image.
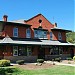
[0,67,16,75]
[68,62,71,64]
[73,56,75,61]
[16,60,25,65]
[37,59,44,63]
[66,57,72,61]
[55,57,61,62]
[0,59,10,67]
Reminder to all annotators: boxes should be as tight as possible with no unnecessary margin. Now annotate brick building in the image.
[0,14,75,62]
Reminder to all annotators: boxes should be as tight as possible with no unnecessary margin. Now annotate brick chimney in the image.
[54,23,57,28]
[3,15,8,22]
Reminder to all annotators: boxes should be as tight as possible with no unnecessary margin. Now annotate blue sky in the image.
[0,0,74,31]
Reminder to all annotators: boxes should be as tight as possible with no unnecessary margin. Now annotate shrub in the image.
[66,57,72,61]
[0,59,10,67]
[37,59,44,63]
[55,57,61,62]
[0,67,16,75]
[52,59,54,61]
[16,60,25,65]
[68,62,71,64]
[73,56,75,61]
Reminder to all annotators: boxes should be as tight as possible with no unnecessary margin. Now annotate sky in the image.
[0,0,74,31]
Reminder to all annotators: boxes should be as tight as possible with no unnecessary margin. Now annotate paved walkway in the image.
[11,61,75,67]
[45,61,75,67]
[54,62,75,67]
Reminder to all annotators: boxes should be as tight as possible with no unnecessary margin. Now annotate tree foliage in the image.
[66,32,75,43]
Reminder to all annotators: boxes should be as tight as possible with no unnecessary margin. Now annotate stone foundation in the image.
[45,54,71,60]
[4,56,38,63]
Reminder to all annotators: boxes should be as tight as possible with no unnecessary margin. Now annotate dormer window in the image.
[34,30,47,39]
[50,32,53,40]
[13,28,18,37]
[26,28,31,38]
[58,32,62,40]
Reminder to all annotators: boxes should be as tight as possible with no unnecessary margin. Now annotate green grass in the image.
[12,66,75,75]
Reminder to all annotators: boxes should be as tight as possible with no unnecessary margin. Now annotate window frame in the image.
[13,46,18,56]
[49,46,59,55]
[26,28,31,38]
[50,32,53,40]
[59,47,63,55]
[18,46,26,56]
[13,27,18,37]
[34,30,47,39]
[58,32,62,40]
[27,46,32,56]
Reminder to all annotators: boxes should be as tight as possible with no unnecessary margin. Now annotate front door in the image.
[70,49,74,58]
[38,47,45,59]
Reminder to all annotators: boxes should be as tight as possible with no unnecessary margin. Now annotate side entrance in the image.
[38,47,45,59]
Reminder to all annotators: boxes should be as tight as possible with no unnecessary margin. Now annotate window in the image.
[49,46,59,55]
[34,30,47,39]
[26,28,31,38]
[27,46,32,56]
[58,32,62,40]
[13,46,18,56]
[59,47,63,55]
[19,46,27,56]
[43,31,47,38]
[13,28,18,37]
[34,30,38,38]
[38,30,43,38]
[50,32,53,40]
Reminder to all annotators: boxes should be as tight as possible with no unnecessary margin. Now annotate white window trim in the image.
[34,30,38,38]
[58,32,62,40]
[34,30,47,39]
[50,32,53,40]
[27,46,32,56]
[13,28,18,37]
[13,46,18,56]
[26,28,31,38]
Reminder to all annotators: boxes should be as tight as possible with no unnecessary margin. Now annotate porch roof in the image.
[0,36,75,46]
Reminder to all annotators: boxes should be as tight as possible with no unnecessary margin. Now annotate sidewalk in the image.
[45,61,75,67]
[54,62,75,67]
[11,61,75,67]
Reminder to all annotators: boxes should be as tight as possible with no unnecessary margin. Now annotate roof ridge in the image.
[25,13,42,22]
[25,13,54,26]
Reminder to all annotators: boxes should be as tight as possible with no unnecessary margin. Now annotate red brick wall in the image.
[32,46,38,56]
[26,14,66,41]
[52,31,66,41]
[26,14,54,39]
[4,25,30,38]
[3,14,67,41]
[4,46,13,56]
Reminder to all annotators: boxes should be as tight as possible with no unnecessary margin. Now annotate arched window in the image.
[50,32,53,40]
[13,27,18,37]
[26,28,31,38]
[58,32,62,40]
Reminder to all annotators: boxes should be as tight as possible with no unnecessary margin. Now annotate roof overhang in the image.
[0,37,75,46]
[51,28,72,32]
[33,28,48,31]
[0,21,32,27]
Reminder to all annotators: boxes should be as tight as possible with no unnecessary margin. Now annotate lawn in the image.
[12,65,75,75]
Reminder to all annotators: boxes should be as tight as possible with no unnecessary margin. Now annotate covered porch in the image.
[0,36,75,62]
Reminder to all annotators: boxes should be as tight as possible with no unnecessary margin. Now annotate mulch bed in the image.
[14,60,75,70]
[15,63,53,70]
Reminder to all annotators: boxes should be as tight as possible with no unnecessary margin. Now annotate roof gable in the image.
[25,14,54,31]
